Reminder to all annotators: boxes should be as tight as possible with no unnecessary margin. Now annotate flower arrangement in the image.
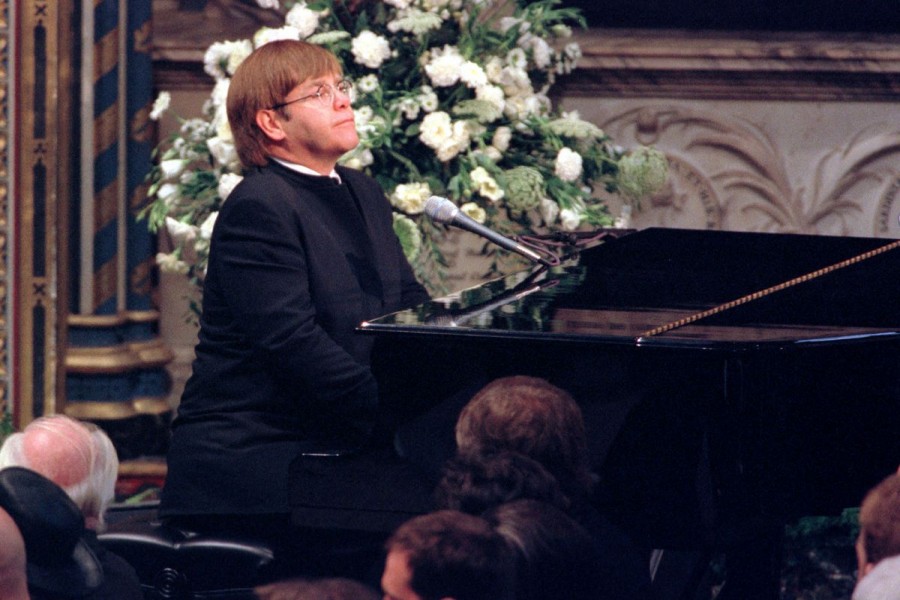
[145,0,667,297]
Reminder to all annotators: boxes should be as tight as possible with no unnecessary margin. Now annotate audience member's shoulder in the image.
[853,554,900,600]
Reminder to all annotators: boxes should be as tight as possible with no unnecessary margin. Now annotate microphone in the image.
[424,196,549,265]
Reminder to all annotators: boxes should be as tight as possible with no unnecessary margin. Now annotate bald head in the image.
[19,417,93,487]
[0,415,119,528]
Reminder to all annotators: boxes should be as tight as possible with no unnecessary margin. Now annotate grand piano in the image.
[361,227,900,595]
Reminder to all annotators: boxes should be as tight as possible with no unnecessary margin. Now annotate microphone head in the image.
[424,196,459,225]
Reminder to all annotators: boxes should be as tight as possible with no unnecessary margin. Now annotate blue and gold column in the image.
[65,0,173,456]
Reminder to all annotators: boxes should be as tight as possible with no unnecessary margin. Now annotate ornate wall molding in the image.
[558,29,900,102]
[554,29,900,242]
[586,106,900,239]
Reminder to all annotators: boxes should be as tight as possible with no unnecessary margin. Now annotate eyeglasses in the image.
[270,79,353,110]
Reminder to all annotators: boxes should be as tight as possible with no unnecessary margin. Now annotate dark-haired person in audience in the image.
[254,576,380,600]
[854,472,900,599]
[454,375,653,598]
[0,415,142,599]
[434,449,569,516]
[486,498,604,600]
[381,510,514,600]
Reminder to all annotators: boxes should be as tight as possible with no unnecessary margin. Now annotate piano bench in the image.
[98,521,275,600]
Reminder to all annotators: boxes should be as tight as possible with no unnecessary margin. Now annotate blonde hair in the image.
[227,39,343,168]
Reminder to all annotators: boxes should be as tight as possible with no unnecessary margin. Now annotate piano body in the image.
[361,227,900,590]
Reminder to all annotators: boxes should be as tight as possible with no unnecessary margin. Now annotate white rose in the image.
[341,148,374,169]
[199,212,218,240]
[499,66,532,97]
[459,61,488,89]
[207,136,239,170]
[156,252,190,275]
[211,104,232,140]
[478,146,502,162]
[470,167,504,202]
[506,48,527,70]
[357,74,380,93]
[484,57,504,84]
[157,183,181,208]
[255,0,280,9]
[165,217,198,244]
[351,31,392,69]
[554,147,583,182]
[285,3,320,38]
[528,37,552,69]
[217,172,243,200]
[539,197,559,225]
[225,40,253,76]
[424,46,465,87]
[499,16,521,33]
[397,97,420,120]
[460,202,486,224]
[159,159,185,181]
[491,126,512,152]
[390,182,432,214]
[475,85,505,112]
[355,105,374,126]
[149,92,171,121]
[253,26,301,48]
[418,87,439,112]
[209,79,231,111]
[419,111,453,149]
[435,121,470,162]
[559,208,582,231]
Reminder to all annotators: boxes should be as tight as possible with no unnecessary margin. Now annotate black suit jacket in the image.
[160,162,429,517]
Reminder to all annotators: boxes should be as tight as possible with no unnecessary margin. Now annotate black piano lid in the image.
[361,228,900,351]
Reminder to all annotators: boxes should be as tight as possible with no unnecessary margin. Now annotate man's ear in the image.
[255,108,287,142]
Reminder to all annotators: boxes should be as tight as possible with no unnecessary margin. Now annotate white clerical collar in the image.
[270,157,341,183]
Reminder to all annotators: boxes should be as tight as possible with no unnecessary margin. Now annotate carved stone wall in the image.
[556,29,900,240]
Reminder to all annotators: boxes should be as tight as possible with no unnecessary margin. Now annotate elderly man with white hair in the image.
[0,414,142,599]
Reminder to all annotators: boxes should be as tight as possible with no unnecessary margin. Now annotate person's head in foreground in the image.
[381,510,514,600]
[0,414,119,530]
[455,375,594,497]
[856,473,900,590]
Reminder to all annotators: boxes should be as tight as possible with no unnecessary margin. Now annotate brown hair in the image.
[386,510,514,600]
[859,473,900,565]
[455,376,594,497]
[227,39,342,168]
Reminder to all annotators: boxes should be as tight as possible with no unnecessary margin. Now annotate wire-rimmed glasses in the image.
[270,79,353,110]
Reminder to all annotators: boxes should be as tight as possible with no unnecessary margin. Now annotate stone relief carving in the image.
[596,106,900,239]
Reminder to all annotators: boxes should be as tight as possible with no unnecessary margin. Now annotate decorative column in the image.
[0,0,11,432]
[64,0,173,459]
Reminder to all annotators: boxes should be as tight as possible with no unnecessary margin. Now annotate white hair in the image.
[0,415,119,529]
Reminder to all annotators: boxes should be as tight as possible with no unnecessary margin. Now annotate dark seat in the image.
[98,519,274,600]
